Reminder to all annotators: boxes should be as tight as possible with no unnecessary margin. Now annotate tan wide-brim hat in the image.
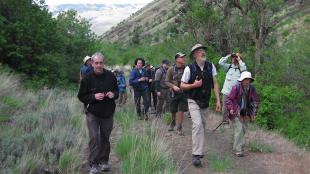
[238,71,254,82]
[83,56,91,64]
[190,44,207,59]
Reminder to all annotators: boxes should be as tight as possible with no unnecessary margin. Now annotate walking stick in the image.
[212,120,224,132]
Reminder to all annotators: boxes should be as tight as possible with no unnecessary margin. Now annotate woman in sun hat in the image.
[226,71,260,157]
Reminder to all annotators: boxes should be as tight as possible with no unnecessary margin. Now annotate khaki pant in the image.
[188,99,209,155]
[222,94,229,123]
[232,117,246,153]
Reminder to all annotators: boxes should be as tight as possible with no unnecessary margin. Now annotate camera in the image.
[231,53,238,58]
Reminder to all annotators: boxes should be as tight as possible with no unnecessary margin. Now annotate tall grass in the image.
[0,68,87,173]
[208,152,232,172]
[114,107,176,174]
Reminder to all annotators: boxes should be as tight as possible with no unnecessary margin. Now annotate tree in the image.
[227,0,286,74]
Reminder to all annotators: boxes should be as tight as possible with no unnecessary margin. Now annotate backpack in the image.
[227,64,242,73]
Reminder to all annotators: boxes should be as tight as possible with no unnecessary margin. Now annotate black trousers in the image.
[86,112,113,166]
[133,89,150,118]
[148,89,157,109]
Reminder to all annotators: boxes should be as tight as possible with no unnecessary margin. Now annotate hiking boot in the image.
[168,124,175,131]
[192,155,202,167]
[89,166,99,174]
[144,114,149,121]
[176,126,184,136]
[100,162,110,172]
[168,120,176,131]
[234,151,244,157]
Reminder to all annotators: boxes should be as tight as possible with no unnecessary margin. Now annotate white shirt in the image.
[181,63,217,83]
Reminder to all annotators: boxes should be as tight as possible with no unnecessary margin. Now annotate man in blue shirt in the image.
[129,58,150,120]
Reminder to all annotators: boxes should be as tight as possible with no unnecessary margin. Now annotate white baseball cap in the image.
[83,56,91,63]
[238,71,254,82]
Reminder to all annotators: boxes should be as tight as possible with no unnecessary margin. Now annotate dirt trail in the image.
[80,107,310,174]
[160,110,310,174]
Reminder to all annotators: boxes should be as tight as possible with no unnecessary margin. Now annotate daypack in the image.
[227,64,242,73]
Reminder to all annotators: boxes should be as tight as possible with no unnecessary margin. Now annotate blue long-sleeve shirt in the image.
[129,68,149,92]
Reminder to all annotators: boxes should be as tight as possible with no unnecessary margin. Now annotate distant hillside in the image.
[101,0,186,43]
[49,3,148,35]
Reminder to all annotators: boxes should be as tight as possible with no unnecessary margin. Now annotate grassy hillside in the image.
[0,64,88,173]
[0,64,176,173]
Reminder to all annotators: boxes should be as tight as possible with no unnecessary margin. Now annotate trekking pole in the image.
[212,120,224,132]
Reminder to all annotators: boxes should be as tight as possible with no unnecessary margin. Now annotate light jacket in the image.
[219,55,247,95]
[226,83,259,119]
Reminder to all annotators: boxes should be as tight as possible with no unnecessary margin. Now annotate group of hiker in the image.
[77,43,260,174]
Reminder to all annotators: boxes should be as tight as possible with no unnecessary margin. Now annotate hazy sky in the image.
[45,0,153,7]
[44,0,153,35]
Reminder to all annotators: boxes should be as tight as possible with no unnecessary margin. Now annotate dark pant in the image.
[119,91,127,105]
[149,89,157,109]
[170,93,188,113]
[156,88,170,116]
[86,112,114,166]
[134,89,150,118]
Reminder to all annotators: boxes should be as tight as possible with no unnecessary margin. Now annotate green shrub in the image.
[2,96,22,108]
[247,141,273,153]
[115,109,176,174]
[163,112,173,125]
[115,134,140,159]
[59,150,80,173]
[208,152,232,172]
[15,154,44,174]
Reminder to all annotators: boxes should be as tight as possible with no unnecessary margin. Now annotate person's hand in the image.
[193,79,202,88]
[172,86,181,92]
[139,77,145,82]
[236,53,241,61]
[216,101,221,112]
[106,91,114,99]
[157,92,161,97]
[229,110,234,115]
[95,93,105,100]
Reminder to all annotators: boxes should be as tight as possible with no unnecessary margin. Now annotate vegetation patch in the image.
[163,112,173,125]
[247,141,273,153]
[208,152,232,172]
[115,108,176,174]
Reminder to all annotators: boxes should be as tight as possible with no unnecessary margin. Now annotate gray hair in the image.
[92,52,105,60]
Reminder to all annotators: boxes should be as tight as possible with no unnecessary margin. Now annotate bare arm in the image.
[213,76,221,112]
[180,80,201,91]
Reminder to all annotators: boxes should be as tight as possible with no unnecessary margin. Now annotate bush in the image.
[247,141,273,153]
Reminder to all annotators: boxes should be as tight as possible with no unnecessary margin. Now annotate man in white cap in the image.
[80,55,94,81]
[226,71,259,157]
[180,44,221,166]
